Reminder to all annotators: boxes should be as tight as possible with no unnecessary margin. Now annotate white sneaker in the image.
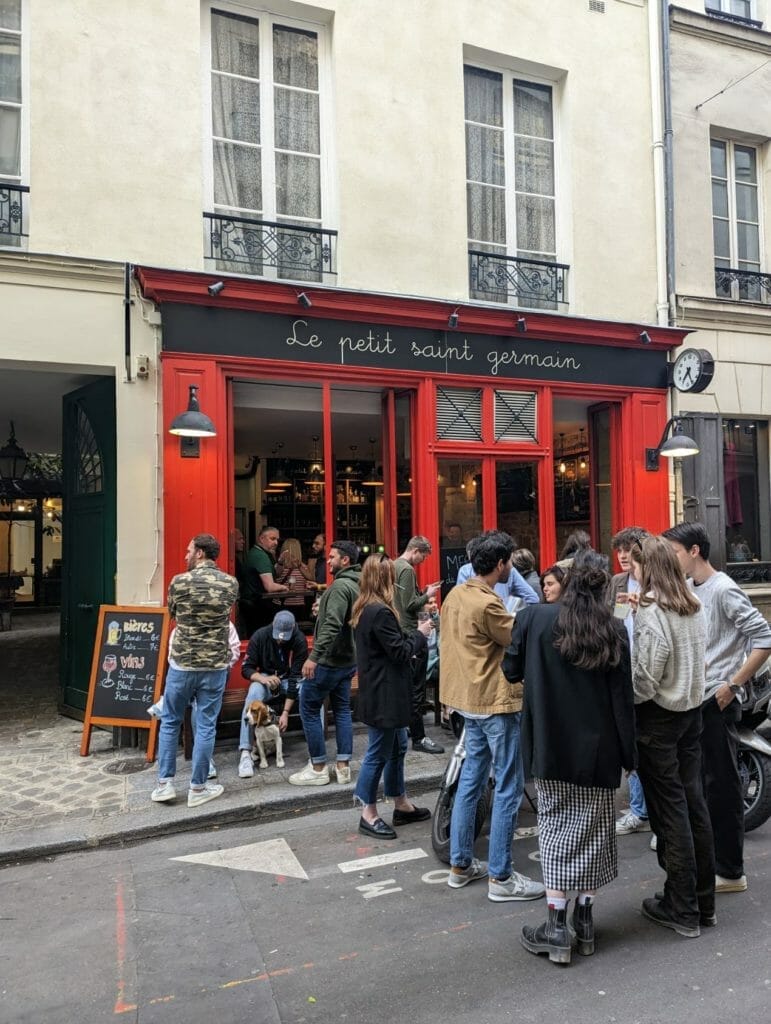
[650,833,658,851]
[715,873,747,893]
[151,780,176,803]
[188,783,224,807]
[488,872,545,902]
[335,764,351,784]
[207,760,217,780]
[289,761,330,787]
[615,811,651,835]
[238,751,254,778]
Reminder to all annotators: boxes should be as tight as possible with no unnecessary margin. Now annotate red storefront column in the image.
[621,391,671,535]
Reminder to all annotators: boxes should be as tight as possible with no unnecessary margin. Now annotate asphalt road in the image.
[1,796,770,1024]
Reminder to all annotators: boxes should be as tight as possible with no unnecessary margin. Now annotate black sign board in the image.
[162,305,668,389]
[80,605,170,760]
[440,546,469,601]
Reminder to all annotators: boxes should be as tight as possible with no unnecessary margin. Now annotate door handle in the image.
[77,602,94,611]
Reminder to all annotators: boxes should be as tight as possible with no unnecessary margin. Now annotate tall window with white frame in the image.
[711,139,766,303]
[0,0,26,247]
[465,65,565,310]
[206,8,333,282]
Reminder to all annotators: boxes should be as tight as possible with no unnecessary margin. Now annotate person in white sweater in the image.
[630,536,715,940]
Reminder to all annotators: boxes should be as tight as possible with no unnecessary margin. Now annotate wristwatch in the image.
[728,683,743,696]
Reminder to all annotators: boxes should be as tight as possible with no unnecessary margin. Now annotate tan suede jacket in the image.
[439,576,521,714]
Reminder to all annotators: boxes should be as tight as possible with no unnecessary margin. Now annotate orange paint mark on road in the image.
[221,973,269,989]
[338,952,359,961]
[113,1002,137,1014]
[303,962,316,970]
[275,874,287,883]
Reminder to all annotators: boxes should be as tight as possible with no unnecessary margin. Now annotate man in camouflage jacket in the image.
[151,533,239,808]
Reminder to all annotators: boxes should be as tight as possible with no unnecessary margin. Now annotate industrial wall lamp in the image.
[645,417,699,471]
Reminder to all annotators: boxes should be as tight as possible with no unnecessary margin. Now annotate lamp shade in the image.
[169,386,216,437]
[0,422,28,480]
[659,432,699,459]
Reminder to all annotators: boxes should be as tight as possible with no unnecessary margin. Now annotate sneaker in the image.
[412,737,445,755]
[188,783,224,808]
[150,780,176,803]
[335,764,352,784]
[448,858,489,888]
[289,762,330,787]
[715,873,747,893]
[650,833,658,851]
[238,751,254,778]
[641,897,700,938]
[615,811,651,835]
[489,871,546,902]
[207,760,217,780]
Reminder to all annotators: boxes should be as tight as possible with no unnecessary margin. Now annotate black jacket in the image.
[506,603,636,789]
[241,624,308,702]
[355,602,427,729]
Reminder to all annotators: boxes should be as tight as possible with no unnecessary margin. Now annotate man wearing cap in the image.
[237,609,309,778]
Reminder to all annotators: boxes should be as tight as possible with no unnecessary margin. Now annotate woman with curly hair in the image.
[507,551,635,964]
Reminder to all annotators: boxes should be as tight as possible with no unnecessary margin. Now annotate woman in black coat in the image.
[351,554,434,840]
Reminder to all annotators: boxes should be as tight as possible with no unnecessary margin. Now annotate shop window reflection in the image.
[724,419,768,567]
[438,460,482,598]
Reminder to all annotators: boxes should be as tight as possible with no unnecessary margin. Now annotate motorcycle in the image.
[738,670,771,832]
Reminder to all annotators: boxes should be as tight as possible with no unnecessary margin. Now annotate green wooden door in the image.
[60,378,117,714]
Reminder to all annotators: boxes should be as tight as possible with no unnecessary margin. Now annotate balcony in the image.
[0,183,28,249]
[204,212,337,283]
[704,6,763,29]
[469,250,569,310]
[715,266,771,304]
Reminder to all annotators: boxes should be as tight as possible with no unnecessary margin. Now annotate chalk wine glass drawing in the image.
[101,653,118,687]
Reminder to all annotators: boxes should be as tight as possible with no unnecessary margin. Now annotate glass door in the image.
[495,460,540,568]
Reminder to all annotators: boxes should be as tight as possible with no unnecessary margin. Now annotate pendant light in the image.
[362,437,383,487]
[558,433,566,475]
[268,443,291,488]
[304,435,325,486]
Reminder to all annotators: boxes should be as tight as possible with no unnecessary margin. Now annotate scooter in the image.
[431,712,494,864]
[738,669,771,832]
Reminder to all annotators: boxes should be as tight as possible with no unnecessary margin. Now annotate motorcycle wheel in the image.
[738,747,771,832]
[431,777,494,865]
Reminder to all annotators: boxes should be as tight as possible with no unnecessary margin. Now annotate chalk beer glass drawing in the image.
[106,620,122,645]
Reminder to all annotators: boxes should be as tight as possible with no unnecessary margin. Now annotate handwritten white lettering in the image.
[410,339,473,363]
[339,330,395,364]
[286,319,322,349]
[487,348,581,377]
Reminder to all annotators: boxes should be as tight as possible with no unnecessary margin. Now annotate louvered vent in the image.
[494,390,538,442]
[436,387,483,441]
[589,0,605,12]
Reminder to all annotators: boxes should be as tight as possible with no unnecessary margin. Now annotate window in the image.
[711,139,766,301]
[724,419,769,570]
[0,0,26,247]
[705,0,757,24]
[465,64,565,309]
[205,7,333,280]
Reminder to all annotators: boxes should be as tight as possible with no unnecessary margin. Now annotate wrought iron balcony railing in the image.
[204,212,337,282]
[0,183,28,247]
[715,266,771,304]
[704,6,763,29]
[727,561,771,586]
[469,250,569,310]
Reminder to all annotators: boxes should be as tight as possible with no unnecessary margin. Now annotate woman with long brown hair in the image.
[631,535,714,939]
[275,537,313,607]
[351,554,433,839]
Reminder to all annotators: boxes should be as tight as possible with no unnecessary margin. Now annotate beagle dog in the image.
[244,699,284,769]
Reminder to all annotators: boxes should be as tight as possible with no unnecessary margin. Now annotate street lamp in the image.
[0,422,29,483]
[645,417,699,471]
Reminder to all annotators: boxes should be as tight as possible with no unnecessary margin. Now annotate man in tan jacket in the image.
[441,530,545,903]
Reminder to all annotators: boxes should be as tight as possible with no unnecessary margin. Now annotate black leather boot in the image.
[521,903,572,964]
[571,900,595,956]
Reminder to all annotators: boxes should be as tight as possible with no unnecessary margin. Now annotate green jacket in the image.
[393,557,429,634]
[309,564,361,668]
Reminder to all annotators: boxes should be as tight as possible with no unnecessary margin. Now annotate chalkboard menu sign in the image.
[80,605,170,761]
[440,547,468,600]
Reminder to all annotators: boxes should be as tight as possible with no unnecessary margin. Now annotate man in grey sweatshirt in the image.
[664,522,771,893]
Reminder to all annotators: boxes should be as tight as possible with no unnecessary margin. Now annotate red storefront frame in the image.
[137,268,689,592]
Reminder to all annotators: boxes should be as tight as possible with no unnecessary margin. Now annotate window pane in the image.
[274,86,320,154]
[467,182,506,244]
[464,66,503,127]
[0,31,20,103]
[212,11,259,78]
[712,217,730,260]
[734,145,757,184]
[711,180,728,218]
[0,103,19,175]
[730,0,752,18]
[212,74,260,144]
[516,194,555,254]
[437,459,483,598]
[737,222,759,262]
[0,1,20,31]
[724,420,761,564]
[273,26,318,90]
[514,137,554,196]
[275,152,320,218]
[214,141,262,211]
[710,139,726,178]
[465,124,504,185]
[735,183,758,223]
[514,81,553,140]
[497,462,539,569]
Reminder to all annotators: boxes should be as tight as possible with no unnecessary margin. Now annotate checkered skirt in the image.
[534,778,618,891]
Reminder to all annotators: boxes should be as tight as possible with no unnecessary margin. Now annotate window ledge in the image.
[676,293,771,331]
[670,5,771,51]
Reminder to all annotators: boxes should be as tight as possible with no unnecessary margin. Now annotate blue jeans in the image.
[354,727,408,805]
[300,664,354,764]
[450,713,524,881]
[628,770,648,819]
[157,666,228,787]
[238,680,289,750]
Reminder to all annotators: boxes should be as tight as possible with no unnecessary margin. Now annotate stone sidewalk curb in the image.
[0,760,446,867]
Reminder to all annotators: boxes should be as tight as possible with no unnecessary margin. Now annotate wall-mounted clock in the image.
[669,348,715,394]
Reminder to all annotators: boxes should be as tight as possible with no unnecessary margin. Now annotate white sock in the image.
[548,897,568,911]
[577,893,594,906]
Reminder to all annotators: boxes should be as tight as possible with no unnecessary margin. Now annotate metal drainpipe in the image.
[649,0,669,328]
[661,2,676,327]
[124,262,133,382]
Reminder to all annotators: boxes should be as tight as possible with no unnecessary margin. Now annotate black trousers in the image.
[636,701,715,925]
[701,696,744,879]
[408,645,429,743]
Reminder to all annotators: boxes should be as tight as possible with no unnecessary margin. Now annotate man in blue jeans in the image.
[151,533,239,808]
[290,540,361,787]
[440,531,544,902]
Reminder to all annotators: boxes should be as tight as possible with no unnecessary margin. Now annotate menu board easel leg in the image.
[80,722,93,757]
[146,719,159,762]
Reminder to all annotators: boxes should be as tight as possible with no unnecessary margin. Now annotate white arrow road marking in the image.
[337,848,428,873]
[172,838,308,879]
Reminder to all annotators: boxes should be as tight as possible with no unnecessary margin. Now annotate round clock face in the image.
[672,348,713,393]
